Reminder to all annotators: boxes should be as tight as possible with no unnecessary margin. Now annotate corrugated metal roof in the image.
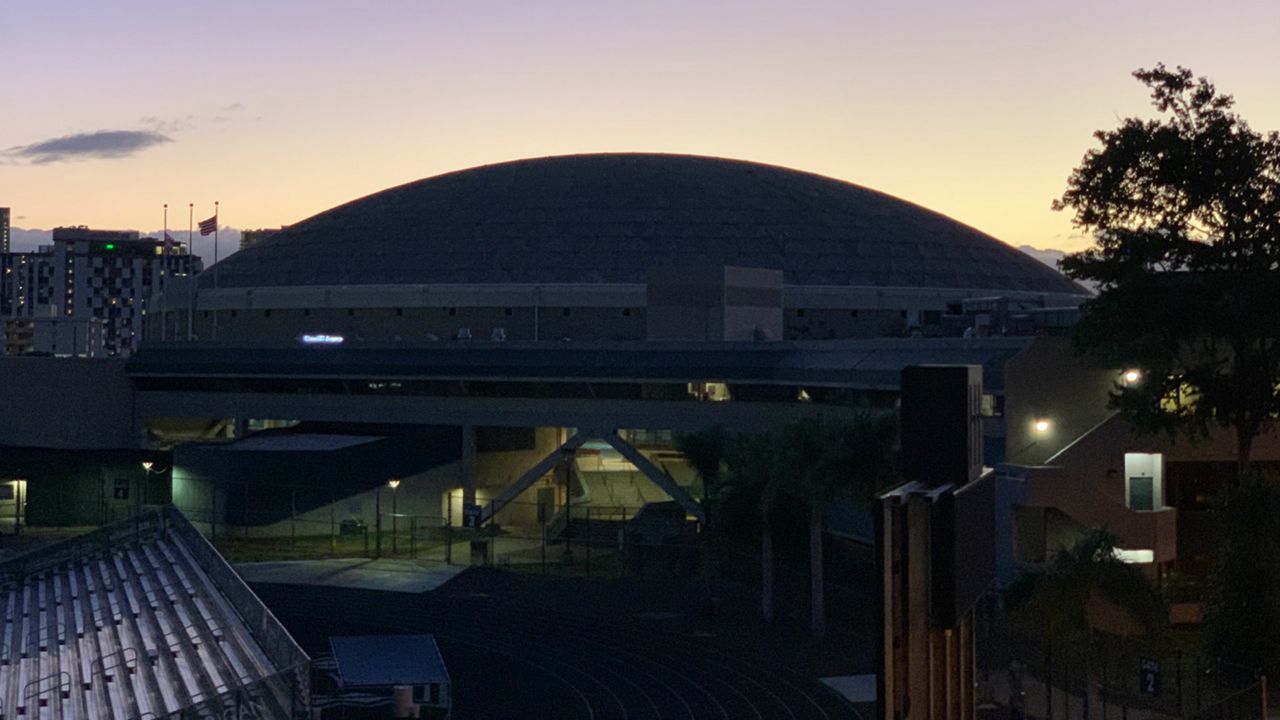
[330,635,448,687]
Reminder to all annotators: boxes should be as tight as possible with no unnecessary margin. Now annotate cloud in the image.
[6,130,171,164]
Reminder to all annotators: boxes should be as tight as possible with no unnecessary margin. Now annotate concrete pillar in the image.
[462,424,477,511]
[907,495,931,719]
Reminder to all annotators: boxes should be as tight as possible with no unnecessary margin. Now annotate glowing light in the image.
[387,479,401,489]
[299,334,344,345]
[1114,548,1154,564]
[104,243,115,250]
[1033,418,1051,433]
[141,461,154,471]
[1123,369,1142,385]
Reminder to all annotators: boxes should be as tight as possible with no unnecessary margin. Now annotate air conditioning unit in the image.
[456,327,472,341]
[491,327,507,342]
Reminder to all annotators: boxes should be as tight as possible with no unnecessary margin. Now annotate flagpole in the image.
[212,201,219,342]
[161,204,168,342]
[188,203,195,341]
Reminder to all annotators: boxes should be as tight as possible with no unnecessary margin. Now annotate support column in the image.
[907,494,931,720]
[601,431,705,523]
[479,430,595,525]
[461,424,477,511]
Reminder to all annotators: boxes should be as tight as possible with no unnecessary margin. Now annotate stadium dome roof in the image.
[203,153,1084,296]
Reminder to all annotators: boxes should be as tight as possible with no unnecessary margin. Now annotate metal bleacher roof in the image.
[329,635,449,688]
[0,506,309,719]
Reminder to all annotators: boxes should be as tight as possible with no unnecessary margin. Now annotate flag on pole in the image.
[164,232,176,244]
[198,215,218,236]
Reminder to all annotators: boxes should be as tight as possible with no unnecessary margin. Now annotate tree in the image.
[675,425,728,512]
[774,414,898,635]
[1006,531,1168,718]
[1202,474,1280,678]
[1056,64,1280,475]
[683,415,898,631]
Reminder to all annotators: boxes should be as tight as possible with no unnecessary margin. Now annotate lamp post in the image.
[388,479,401,555]
[139,461,156,518]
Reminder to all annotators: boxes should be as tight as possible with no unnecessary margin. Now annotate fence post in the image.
[1261,673,1268,720]
[585,506,591,576]
[374,487,382,559]
[1176,651,1183,716]
[446,493,453,565]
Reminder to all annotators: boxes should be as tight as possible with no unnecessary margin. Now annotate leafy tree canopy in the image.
[1006,530,1168,668]
[1057,65,1280,468]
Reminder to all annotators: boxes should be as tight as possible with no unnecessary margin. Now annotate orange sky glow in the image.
[4,1,1278,258]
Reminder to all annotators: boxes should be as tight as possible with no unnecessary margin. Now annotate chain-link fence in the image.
[998,631,1267,720]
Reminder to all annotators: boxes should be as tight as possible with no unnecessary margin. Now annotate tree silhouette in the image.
[1056,64,1280,475]
[1006,530,1168,718]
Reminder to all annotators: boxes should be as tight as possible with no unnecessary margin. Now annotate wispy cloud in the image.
[6,129,171,164]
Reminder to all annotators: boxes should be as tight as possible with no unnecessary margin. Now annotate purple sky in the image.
[5,0,1278,260]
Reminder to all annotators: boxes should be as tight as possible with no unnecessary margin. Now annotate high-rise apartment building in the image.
[0,227,202,356]
[0,207,10,254]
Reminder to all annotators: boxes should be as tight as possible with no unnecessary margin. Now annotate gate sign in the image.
[1140,658,1161,696]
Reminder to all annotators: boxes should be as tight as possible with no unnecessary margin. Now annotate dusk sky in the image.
[5,0,1279,260]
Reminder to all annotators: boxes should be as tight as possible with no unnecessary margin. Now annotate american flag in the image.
[198,215,218,236]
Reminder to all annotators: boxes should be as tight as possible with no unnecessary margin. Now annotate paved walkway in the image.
[233,536,548,592]
[234,558,467,593]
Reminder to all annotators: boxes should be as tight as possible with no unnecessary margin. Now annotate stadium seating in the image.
[0,507,308,719]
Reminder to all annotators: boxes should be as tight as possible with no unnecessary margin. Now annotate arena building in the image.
[147,153,1087,344]
[19,153,1216,594]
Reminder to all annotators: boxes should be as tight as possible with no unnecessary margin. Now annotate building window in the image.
[849,310,859,318]
[303,309,311,317]
[504,307,513,316]
[447,308,457,316]
[263,309,271,318]
[622,308,632,317]
[795,309,806,318]
[347,308,356,317]
[395,308,404,316]
[230,310,237,318]
[562,308,572,317]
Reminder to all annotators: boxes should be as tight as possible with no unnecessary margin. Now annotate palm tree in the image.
[775,413,898,635]
[685,415,897,631]
[1005,530,1168,718]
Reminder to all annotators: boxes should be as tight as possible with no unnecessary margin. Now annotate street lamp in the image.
[1123,369,1142,386]
[141,461,154,471]
[1033,418,1051,434]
